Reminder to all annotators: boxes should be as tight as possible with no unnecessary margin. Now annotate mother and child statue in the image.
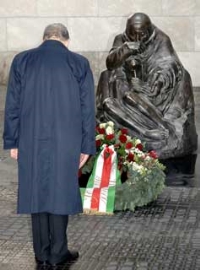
[96,12,198,159]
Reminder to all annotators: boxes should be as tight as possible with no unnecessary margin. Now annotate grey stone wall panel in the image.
[162,0,195,16]
[0,52,17,85]
[152,17,194,51]
[68,17,126,51]
[37,0,98,17]
[195,17,200,51]
[0,19,7,51]
[178,52,200,86]
[195,0,200,15]
[7,18,68,51]
[0,0,37,17]
[98,0,162,16]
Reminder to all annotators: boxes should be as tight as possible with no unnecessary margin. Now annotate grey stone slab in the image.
[0,0,37,17]
[178,52,200,87]
[7,18,68,51]
[98,0,162,16]
[68,17,126,52]
[162,0,195,16]
[195,17,200,51]
[0,19,7,52]
[195,0,200,15]
[37,0,98,16]
[152,17,194,52]
[0,52,17,86]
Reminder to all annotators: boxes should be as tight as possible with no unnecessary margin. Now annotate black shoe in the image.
[51,251,79,267]
[35,265,50,270]
[35,257,50,266]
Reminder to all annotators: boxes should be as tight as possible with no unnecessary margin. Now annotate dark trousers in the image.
[31,213,69,264]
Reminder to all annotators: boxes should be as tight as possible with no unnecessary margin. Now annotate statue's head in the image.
[125,13,153,43]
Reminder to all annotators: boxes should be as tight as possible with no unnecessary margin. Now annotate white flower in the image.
[132,162,142,171]
[131,162,147,174]
[96,134,104,140]
[138,152,145,158]
[107,121,114,127]
[123,161,129,166]
[145,156,151,161]
[133,148,144,156]
[135,139,141,145]
[99,123,106,129]
[105,126,114,135]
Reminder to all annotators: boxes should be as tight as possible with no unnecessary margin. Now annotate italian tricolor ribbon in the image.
[81,145,121,214]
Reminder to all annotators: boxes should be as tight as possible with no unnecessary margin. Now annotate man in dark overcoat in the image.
[3,23,96,267]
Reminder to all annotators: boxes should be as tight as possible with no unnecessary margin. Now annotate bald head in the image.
[125,13,153,42]
[43,23,70,41]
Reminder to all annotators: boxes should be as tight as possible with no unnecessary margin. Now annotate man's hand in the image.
[10,149,18,160]
[79,153,89,169]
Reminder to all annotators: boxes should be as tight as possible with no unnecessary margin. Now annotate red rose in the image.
[96,126,105,134]
[125,142,133,149]
[149,150,158,159]
[96,139,101,147]
[121,128,128,135]
[127,152,134,162]
[136,143,143,151]
[119,134,127,143]
[99,128,105,134]
[106,134,115,140]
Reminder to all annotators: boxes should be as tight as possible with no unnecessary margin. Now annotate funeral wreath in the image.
[81,121,166,212]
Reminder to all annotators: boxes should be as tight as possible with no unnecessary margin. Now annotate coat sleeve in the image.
[80,60,96,155]
[3,57,21,150]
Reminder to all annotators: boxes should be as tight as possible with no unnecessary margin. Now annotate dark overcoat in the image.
[3,40,96,215]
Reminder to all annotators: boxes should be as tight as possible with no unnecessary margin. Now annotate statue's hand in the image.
[126,41,146,54]
[125,41,142,54]
[125,57,137,68]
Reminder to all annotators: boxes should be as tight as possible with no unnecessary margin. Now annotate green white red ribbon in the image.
[81,145,121,214]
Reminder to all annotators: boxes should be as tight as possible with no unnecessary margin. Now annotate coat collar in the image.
[40,40,68,51]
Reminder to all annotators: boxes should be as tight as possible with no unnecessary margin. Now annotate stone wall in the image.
[0,0,200,87]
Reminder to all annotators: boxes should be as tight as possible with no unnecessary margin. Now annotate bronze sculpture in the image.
[96,13,197,159]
